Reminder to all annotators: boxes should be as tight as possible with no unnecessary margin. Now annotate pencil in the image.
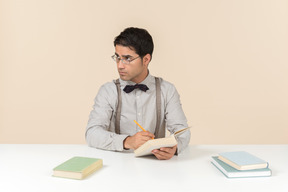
[133,120,146,132]
[133,120,154,139]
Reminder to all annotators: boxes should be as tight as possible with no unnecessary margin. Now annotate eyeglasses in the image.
[111,55,140,65]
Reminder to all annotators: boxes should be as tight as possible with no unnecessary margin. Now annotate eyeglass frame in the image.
[111,54,141,65]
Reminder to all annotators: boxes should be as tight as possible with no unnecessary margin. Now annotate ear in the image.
[143,54,151,67]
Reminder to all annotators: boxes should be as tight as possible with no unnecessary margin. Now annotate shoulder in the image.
[100,80,118,90]
[96,80,118,98]
[155,77,181,104]
[157,77,177,93]
[92,80,119,107]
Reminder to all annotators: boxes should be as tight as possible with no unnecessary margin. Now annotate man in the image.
[86,27,190,160]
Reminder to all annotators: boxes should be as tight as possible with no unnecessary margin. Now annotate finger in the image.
[138,134,153,141]
[141,135,154,140]
[153,146,176,160]
[140,131,155,139]
[159,145,177,153]
[139,137,151,143]
[159,147,171,153]
[135,132,151,140]
[153,149,169,157]
[153,150,169,160]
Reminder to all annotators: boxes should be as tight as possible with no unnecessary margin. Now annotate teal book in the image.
[218,151,268,170]
[53,156,103,179]
[211,156,272,178]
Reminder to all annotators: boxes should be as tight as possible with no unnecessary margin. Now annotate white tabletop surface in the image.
[1,144,287,192]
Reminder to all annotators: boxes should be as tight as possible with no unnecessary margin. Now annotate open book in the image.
[134,127,191,157]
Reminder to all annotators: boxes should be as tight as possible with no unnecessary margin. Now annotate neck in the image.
[132,70,149,84]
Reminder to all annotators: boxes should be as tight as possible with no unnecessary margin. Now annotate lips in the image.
[119,72,126,76]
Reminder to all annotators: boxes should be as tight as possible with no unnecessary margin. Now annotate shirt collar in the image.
[119,71,154,87]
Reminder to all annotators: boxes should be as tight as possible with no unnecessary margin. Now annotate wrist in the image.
[123,136,131,150]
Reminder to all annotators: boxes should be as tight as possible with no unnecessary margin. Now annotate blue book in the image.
[218,151,268,170]
[211,156,272,178]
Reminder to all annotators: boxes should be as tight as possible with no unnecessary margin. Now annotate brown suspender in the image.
[115,79,122,135]
[154,77,164,138]
[114,77,164,138]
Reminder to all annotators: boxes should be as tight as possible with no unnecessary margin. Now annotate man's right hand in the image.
[124,131,155,150]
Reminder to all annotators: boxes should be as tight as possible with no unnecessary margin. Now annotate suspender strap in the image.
[114,77,163,137]
[115,79,121,134]
[154,77,164,138]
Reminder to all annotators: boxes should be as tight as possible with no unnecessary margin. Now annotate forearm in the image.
[85,126,128,151]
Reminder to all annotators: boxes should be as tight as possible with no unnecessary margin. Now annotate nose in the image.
[117,60,125,69]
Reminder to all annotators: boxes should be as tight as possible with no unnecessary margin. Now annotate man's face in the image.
[115,45,150,83]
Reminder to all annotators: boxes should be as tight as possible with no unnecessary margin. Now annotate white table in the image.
[1,144,287,192]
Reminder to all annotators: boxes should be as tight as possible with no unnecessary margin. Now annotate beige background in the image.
[1,0,287,144]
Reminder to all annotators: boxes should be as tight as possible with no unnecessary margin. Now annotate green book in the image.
[53,156,103,179]
[211,156,272,178]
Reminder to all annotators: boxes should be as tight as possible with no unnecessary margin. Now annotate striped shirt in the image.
[85,73,190,154]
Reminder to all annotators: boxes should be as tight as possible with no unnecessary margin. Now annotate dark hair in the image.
[114,27,154,60]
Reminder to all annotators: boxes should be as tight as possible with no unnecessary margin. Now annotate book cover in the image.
[53,156,103,179]
[134,127,190,157]
[211,156,272,178]
[218,151,268,170]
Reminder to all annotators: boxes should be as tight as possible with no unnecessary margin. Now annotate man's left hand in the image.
[152,145,177,160]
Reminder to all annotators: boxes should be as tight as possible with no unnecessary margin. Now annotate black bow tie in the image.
[123,84,149,93]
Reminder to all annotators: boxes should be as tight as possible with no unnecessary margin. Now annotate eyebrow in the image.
[114,53,132,58]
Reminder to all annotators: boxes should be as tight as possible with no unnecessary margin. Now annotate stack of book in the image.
[211,151,272,178]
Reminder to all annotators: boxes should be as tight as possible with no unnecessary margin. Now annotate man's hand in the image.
[152,145,177,160]
[124,131,155,150]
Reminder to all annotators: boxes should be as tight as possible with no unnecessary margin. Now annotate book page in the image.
[174,126,191,137]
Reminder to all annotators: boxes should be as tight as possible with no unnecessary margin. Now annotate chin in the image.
[119,76,130,81]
